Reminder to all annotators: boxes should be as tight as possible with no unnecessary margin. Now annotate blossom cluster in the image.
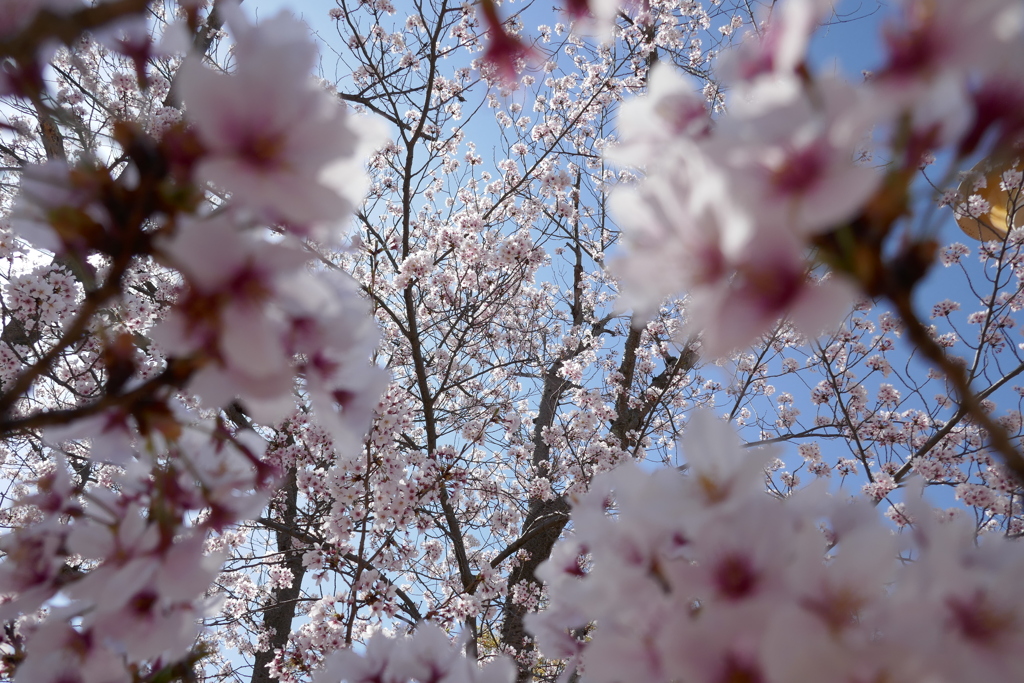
[528,413,1024,683]
[313,624,513,683]
[0,424,271,683]
[611,0,1024,356]
[0,2,386,681]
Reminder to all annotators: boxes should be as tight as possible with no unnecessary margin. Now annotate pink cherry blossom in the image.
[178,7,383,240]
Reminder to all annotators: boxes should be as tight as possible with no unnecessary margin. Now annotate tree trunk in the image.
[251,469,307,683]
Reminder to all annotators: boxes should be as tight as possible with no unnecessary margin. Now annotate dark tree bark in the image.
[251,469,307,683]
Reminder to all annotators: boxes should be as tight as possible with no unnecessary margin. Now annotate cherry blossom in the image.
[315,624,513,683]
[528,416,1024,683]
[178,4,384,240]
